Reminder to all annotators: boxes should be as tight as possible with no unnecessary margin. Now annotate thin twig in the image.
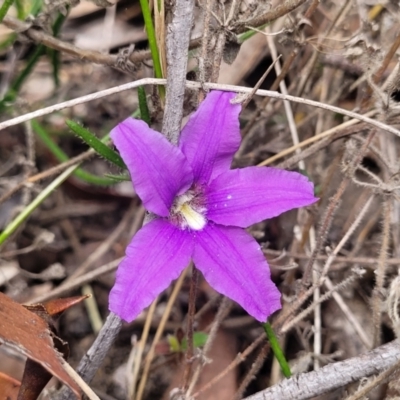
[372,199,392,347]
[136,269,189,400]
[28,257,123,304]
[320,195,375,280]
[280,270,365,334]
[301,131,376,288]
[192,331,267,398]
[234,342,271,400]
[182,265,199,390]
[30,207,145,304]
[324,277,372,349]
[187,297,233,397]
[56,313,122,400]
[233,0,309,33]
[263,249,400,268]
[1,80,399,140]
[266,32,304,170]
[243,340,400,400]
[60,360,101,400]
[128,297,158,399]
[66,202,138,281]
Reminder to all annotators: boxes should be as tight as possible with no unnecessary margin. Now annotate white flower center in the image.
[173,192,206,230]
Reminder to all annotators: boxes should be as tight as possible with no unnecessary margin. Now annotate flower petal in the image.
[193,223,281,322]
[179,91,241,185]
[207,167,318,228]
[109,218,194,322]
[111,118,193,217]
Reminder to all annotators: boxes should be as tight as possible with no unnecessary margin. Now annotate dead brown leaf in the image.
[0,293,82,399]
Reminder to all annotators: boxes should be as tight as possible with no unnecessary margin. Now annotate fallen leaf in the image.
[0,371,20,400]
[0,292,82,399]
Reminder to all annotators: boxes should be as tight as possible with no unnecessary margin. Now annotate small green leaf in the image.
[66,120,126,169]
[193,332,208,348]
[181,332,208,351]
[168,335,181,352]
[263,322,291,378]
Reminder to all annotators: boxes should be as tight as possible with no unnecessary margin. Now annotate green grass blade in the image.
[139,0,165,98]
[48,10,67,87]
[0,164,79,246]
[263,322,292,378]
[0,0,14,23]
[66,120,126,169]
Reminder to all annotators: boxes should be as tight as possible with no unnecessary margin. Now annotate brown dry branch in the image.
[232,0,309,34]
[372,199,392,347]
[234,342,271,400]
[243,340,400,400]
[2,16,134,71]
[1,15,203,73]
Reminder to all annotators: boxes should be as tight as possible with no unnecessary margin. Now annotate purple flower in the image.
[109,91,317,323]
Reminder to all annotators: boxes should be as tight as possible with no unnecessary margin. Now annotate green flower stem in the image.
[139,0,165,98]
[0,0,14,23]
[263,322,291,378]
[32,120,118,186]
[0,164,78,246]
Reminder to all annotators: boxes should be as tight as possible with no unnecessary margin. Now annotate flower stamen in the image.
[172,191,206,230]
